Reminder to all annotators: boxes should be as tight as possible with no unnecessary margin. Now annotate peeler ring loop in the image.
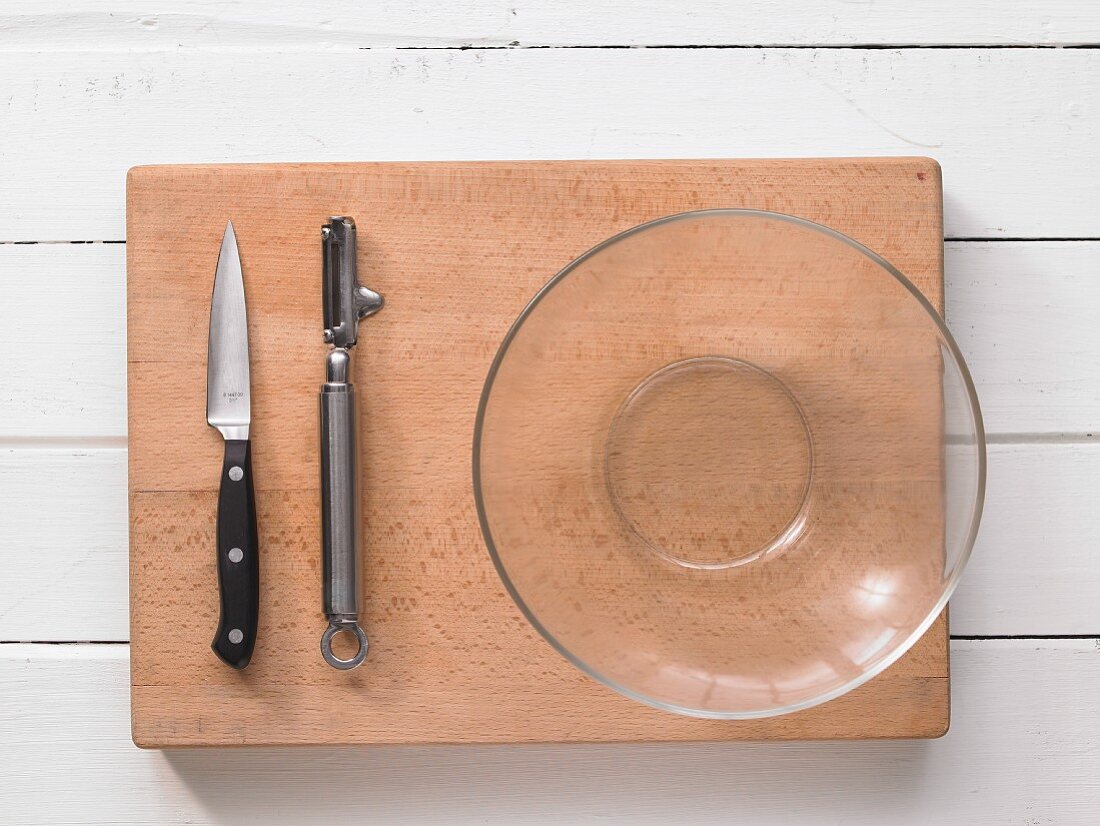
[320,621,368,670]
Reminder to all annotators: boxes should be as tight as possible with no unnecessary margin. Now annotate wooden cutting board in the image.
[127,158,948,747]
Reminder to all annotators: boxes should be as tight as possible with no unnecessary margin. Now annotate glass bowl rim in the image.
[472,207,987,719]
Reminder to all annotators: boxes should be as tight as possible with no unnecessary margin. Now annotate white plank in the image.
[0,244,126,439]
[4,240,1094,439]
[2,1,1099,48]
[0,449,128,641]
[2,442,1095,641]
[945,241,1100,436]
[2,641,1098,823]
[952,443,1100,636]
[0,49,1097,240]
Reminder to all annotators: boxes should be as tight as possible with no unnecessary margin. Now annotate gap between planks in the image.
[3,636,1100,645]
[3,238,1100,245]
[384,44,1100,51]
[1,434,1095,450]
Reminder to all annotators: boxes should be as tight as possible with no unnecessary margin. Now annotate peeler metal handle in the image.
[319,217,382,670]
[319,348,368,668]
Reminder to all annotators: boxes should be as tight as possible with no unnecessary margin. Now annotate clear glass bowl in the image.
[474,210,985,719]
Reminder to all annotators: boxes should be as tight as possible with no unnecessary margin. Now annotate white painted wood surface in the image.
[4,641,1100,824]
[0,244,126,440]
[0,449,128,640]
[2,2,1098,822]
[945,241,1100,435]
[3,1,1100,47]
[1,49,1098,240]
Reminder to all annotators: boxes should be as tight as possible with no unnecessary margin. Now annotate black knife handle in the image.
[211,439,259,669]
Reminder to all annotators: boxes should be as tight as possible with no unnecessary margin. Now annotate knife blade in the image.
[206,220,259,669]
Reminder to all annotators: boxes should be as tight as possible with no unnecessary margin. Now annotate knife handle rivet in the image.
[228,629,244,644]
[228,547,244,563]
[228,466,244,481]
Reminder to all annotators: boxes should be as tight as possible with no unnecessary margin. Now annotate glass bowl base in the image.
[605,357,814,570]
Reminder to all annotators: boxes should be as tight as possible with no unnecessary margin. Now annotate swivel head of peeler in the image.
[321,216,384,350]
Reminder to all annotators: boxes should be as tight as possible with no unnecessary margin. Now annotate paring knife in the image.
[206,221,260,669]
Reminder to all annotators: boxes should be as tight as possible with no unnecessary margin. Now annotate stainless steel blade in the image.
[206,221,251,441]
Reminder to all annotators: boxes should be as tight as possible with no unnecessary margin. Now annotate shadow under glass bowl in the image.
[474,209,986,719]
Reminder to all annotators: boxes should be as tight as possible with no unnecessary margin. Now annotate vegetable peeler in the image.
[319,216,383,669]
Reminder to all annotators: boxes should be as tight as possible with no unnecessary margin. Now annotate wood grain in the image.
[3,1,1096,820]
[0,449,128,641]
[5,1,1099,48]
[4,49,1098,240]
[3,240,1095,442]
[0,243,126,439]
[5,641,1100,825]
[945,241,1100,436]
[127,158,948,745]
[6,442,1095,642]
